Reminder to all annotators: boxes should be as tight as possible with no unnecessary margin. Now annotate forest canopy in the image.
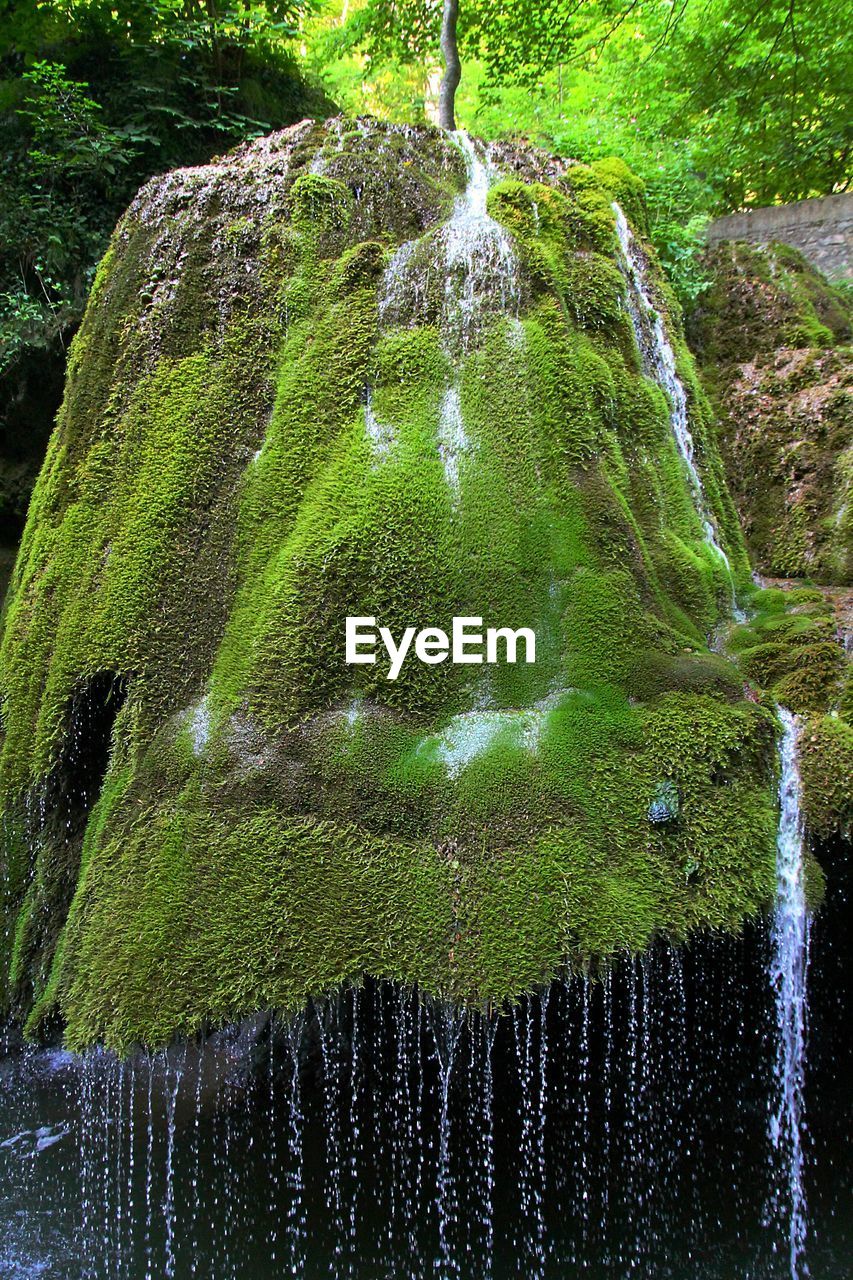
[321,0,850,272]
[0,0,325,375]
[0,0,329,549]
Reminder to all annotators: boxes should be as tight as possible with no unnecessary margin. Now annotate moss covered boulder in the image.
[1,118,789,1051]
[688,241,852,835]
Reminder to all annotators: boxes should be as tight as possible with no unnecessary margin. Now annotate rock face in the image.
[705,192,853,283]
[1,118,790,1050]
[689,240,853,845]
[689,240,852,586]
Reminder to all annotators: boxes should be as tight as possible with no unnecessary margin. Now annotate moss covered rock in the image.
[689,241,852,838]
[689,241,852,584]
[722,581,852,837]
[0,119,791,1051]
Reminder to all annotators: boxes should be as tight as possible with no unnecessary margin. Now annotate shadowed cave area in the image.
[50,674,128,829]
[5,673,127,1028]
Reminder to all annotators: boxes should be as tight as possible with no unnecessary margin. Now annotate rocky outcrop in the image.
[689,241,852,846]
[689,240,852,585]
[706,192,853,282]
[0,119,801,1050]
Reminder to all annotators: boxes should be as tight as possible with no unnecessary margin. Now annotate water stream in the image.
[377,131,519,495]
[769,707,811,1279]
[380,130,520,350]
[612,203,742,616]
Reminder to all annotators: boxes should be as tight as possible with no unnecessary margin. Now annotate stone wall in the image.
[706,192,852,281]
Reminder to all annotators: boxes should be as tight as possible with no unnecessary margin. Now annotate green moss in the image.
[730,588,844,715]
[7,881,35,992]
[799,714,853,837]
[723,584,850,834]
[23,758,134,1039]
[690,240,853,366]
[0,121,793,1050]
[565,254,629,332]
[558,166,625,253]
[589,156,649,237]
[55,807,456,1052]
[329,240,388,297]
[489,175,615,276]
[305,118,465,245]
[289,173,352,238]
[30,683,780,1051]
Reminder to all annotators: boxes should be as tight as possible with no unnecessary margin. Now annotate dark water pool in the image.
[1,906,851,1279]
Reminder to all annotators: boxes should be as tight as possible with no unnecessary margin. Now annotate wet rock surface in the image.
[0,119,814,1050]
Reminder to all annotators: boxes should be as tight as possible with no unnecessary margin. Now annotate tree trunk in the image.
[438,0,461,131]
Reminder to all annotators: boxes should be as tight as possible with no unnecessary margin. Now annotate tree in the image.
[344,0,850,205]
[344,0,623,113]
[438,0,460,129]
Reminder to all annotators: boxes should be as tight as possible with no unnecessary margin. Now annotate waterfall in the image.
[0,951,837,1276]
[377,132,520,494]
[441,131,520,346]
[381,131,519,350]
[612,204,741,616]
[769,706,811,1279]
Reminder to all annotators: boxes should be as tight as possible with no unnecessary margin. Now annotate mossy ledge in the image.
[0,118,799,1053]
[726,583,853,842]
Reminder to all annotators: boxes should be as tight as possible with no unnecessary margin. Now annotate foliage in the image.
[0,0,329,547]
[342,0,851,208]
[311,0,851,303]
[0,60,134,374]
[345,0,607,78]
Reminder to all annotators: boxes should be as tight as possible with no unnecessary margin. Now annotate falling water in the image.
[769,706,811,1279]
[1,946,846,1277]
[380,131,520,349]
[437,386,470,494]
[283,1012,307,1276]
[362,386,396,459]
[316,996,345,1271]
[163,1048,184,1279]
[346,988,362,1277]
[511,994,548,1276]
[376,131,520,496]
[440,131,520,346]
[430,1003,465,1279]
[612,203,741,617]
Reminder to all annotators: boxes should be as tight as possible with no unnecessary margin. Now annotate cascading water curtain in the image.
[2,939,812,1280]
